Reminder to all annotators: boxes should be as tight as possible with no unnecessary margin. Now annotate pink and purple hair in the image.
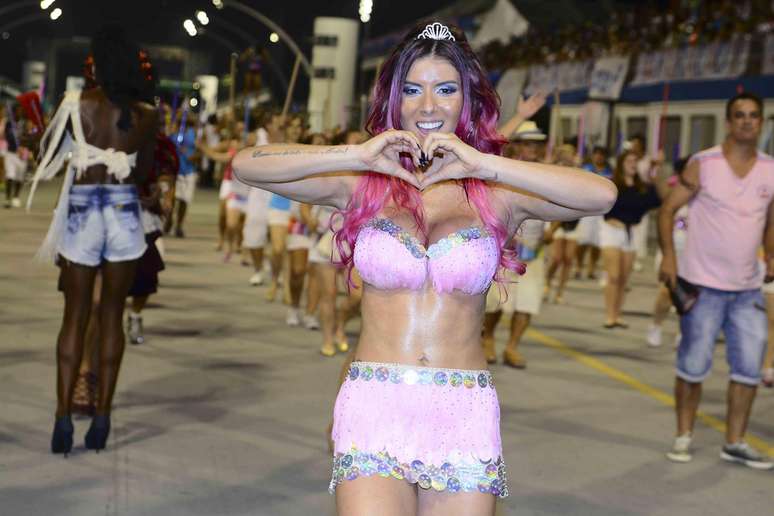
[334,22,525,284]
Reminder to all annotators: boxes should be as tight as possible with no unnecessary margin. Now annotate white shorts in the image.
[219,179,232,201]
[599,220,636,252]
[175,173,198,203]
[554,225,580,241]
[576,216,602,246]
[268,208,291,227]
[226,195,247,212]
[3,152,27,181]
[485,252,545,316]
[309,231,337,264]
[227,179,253,213]
[287,233,313,251]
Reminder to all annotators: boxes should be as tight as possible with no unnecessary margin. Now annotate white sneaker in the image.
[666,434,692,463]
[646,324,662,347]
[303,314,320,330]
[249,272,264,286]
[721,441,774,470]
[286,308,301,327]
[10,197,21,208]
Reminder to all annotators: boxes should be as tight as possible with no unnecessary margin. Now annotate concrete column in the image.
[307,17,359,132]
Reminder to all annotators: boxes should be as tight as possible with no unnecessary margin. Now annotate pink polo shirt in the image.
[680,145,774,291]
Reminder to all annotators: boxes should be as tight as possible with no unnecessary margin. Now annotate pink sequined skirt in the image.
[329,361,508,498]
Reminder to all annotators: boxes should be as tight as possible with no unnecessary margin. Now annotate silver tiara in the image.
[417,22,455,42]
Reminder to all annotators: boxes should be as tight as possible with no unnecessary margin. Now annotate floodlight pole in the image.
[222,1,312,77]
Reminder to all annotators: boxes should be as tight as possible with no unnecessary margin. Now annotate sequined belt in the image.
[347,361,494,389]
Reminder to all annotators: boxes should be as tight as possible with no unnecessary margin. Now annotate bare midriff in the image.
[355,284,488,370]
[604,218,626,229]
[73,168,137,185]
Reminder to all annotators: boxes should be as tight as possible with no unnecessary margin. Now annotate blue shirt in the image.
[176,127,197,176]
[269,194,291,211]
[582,162,612,179]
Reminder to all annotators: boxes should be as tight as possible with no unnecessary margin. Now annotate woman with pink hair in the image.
[233,22,615,516]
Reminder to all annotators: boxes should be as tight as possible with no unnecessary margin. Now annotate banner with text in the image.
[763,33,774,75]
[496,68,528,121]
[588,56,630,100]
[632,34,751,85]
[524,60,592,95]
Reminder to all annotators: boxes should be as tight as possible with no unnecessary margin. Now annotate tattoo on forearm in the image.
[251,146,349,159]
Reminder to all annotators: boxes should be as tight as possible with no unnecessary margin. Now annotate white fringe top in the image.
[25,90,137,262]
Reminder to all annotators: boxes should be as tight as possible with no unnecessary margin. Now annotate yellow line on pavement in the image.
[526,328,774,457]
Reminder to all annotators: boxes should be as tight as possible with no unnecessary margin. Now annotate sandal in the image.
[503,349,527,369]
[72,372,97,417]
[265,282,277,302]
[481,337,497,364]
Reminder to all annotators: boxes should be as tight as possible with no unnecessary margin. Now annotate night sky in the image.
[0,0,651,102]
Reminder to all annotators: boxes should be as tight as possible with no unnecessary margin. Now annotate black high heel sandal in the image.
[84,414,111,452]
[51,415,74,456]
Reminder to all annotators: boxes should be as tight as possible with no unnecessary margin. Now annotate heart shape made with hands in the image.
[397,150,446,190]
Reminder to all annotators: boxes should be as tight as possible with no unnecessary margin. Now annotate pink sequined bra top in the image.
[353,218,499,295]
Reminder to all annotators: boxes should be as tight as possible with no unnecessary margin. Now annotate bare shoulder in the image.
[134,100,159,133]
[78,88,103,115]
[79,87,102,103]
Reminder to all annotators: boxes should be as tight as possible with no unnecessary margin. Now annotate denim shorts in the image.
[58,184,147,267]
[677,285,767,386]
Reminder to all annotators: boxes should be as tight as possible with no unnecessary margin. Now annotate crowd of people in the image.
[2,17,773,516]
[480,0,774,71]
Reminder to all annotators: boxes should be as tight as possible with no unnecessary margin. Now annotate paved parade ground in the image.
[2,182,773,516]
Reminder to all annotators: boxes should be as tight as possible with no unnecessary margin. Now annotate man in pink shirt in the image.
[658,92,774,470]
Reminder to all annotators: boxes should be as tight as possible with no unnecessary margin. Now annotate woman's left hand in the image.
[420,133,487,187]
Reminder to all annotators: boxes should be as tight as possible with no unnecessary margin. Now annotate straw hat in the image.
[511,121,547,141]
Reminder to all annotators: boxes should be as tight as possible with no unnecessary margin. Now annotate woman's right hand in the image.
[516,91,548,121]
[357,130,422,188]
